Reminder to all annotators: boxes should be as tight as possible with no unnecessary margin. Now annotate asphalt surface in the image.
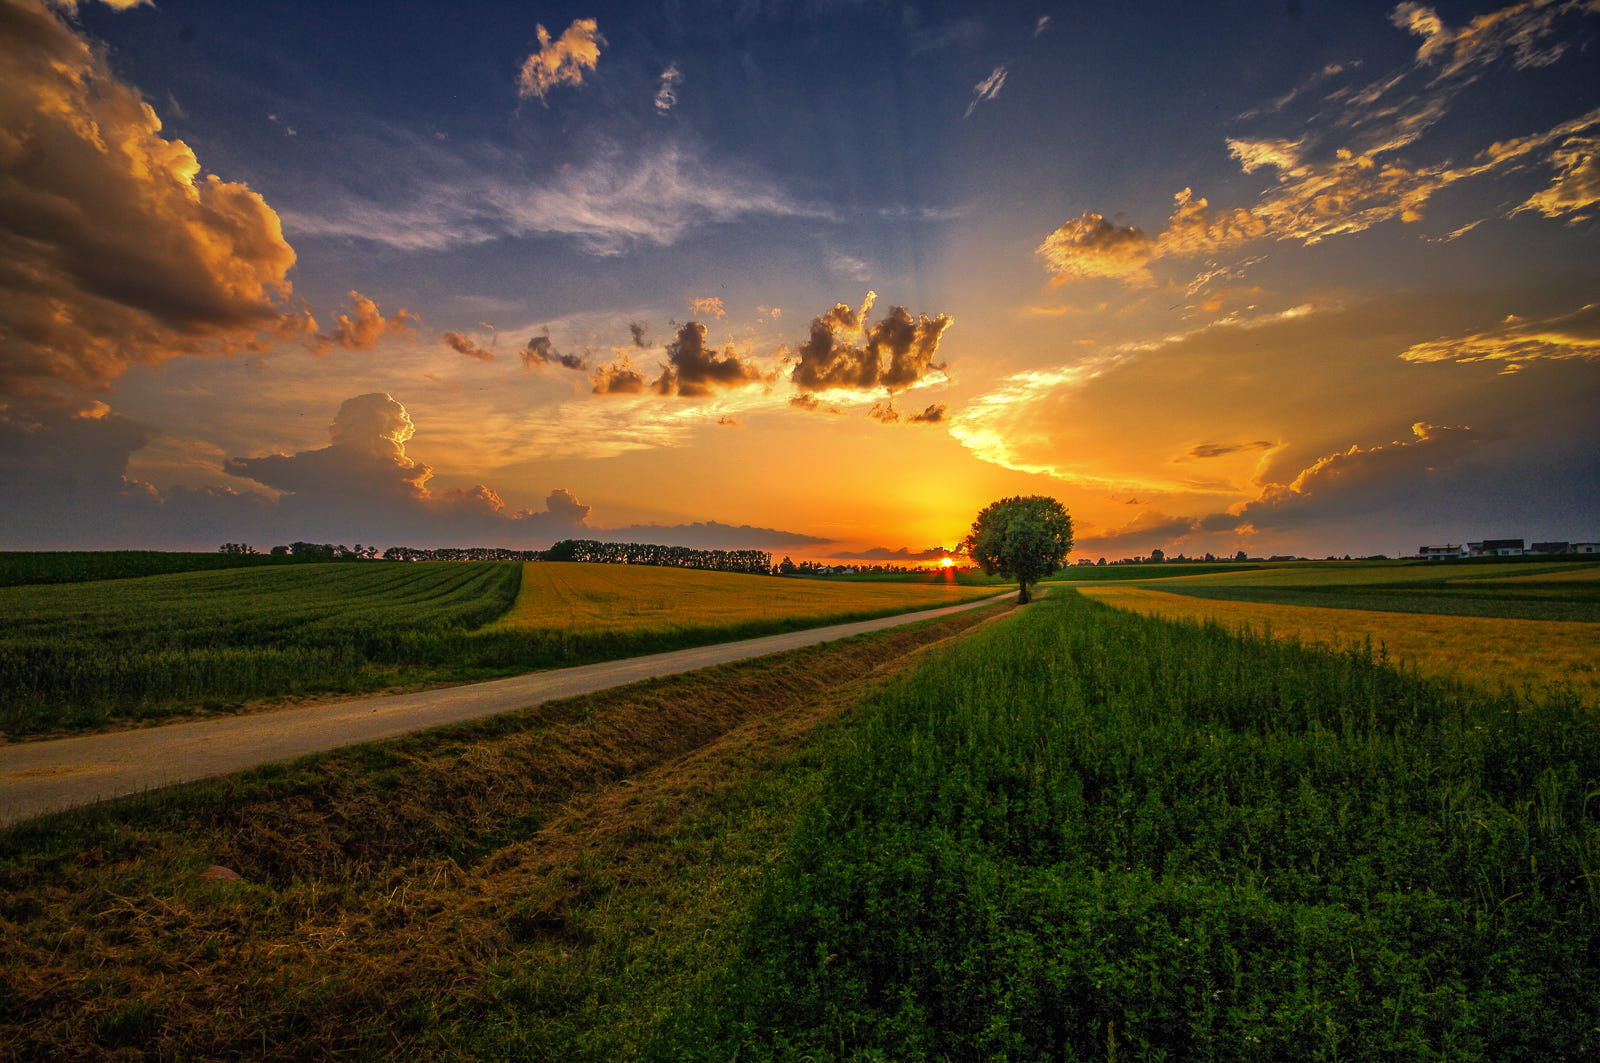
[0,593,1008,827]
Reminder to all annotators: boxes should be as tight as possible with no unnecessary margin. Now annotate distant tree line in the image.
[227,541,773,572]
[545,539,773,575]
[381,546,543,562]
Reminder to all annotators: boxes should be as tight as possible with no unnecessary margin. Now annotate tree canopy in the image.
[960,495,1073,604]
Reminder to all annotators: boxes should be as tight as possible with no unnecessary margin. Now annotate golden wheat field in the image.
[1075,584,1600,707]
[492,562,998,633]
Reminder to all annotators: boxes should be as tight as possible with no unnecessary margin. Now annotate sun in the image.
[940,557,955,568]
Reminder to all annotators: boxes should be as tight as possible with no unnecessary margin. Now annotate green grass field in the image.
[2,591,1593,1061]
[668,593,1600,1060]
[0,560,997,737]
[0,550,313,587]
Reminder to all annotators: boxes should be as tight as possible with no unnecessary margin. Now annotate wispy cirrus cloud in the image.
[1038,0,1600,287]
[279,144,832,255]
[964,65,1007,118]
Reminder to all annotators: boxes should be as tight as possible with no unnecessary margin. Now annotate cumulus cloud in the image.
[907,403,948,424]
[0,0,307,399]
[1036,213,1158,284]
[591,354,649,394]
[655,321,770,396]
[0,390,831,551]
[789,393,840,414]
[592,320,770,397]
[312,291,418,353]
[516,19,604,101]
[1400,301,1600,367]
[227,393,432,503]
[789,292,953,396]
[520,329,589,371]
[867,401,899,423]
[964,65,1007,118]
[655,62,682,114]
[443,331,495,362]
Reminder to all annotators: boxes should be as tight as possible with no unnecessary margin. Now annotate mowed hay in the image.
[1077,584,1600,706]
[493,562,996,633]
[0,604,1007,1063]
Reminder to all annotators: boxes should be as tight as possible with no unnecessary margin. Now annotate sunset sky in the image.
[2,0,1597,561]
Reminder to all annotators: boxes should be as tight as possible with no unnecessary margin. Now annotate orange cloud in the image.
[442,330,495,362]
[517,19,604,101]
[790,292,953,395]
[690,296,727,319]
[0,0,307,398]
[1401,301,1600,367]
[1036,213,1156,284]
[312,292,417,353]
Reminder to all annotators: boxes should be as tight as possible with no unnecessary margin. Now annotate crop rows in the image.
[688,591,1600,1060]
[0,563,521,733]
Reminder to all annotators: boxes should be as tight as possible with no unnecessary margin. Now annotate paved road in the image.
[0,594,1008,827]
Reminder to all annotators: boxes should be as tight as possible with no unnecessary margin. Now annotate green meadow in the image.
[2,585,1596,1060]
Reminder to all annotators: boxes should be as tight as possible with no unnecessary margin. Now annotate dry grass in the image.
[0,602,1010,1062]
[492,562,995,632]
[1076,584,1600,707]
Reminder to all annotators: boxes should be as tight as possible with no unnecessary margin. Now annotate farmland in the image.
[1,589,1595,1060]
[1074,559,1600,707]
[0,560,996,737]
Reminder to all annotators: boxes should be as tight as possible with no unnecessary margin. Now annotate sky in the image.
[1,0,1597,561]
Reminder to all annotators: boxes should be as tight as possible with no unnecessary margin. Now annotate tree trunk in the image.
[1017,579,1031,604]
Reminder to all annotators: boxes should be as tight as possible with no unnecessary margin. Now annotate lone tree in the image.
[960,495,1073,604]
